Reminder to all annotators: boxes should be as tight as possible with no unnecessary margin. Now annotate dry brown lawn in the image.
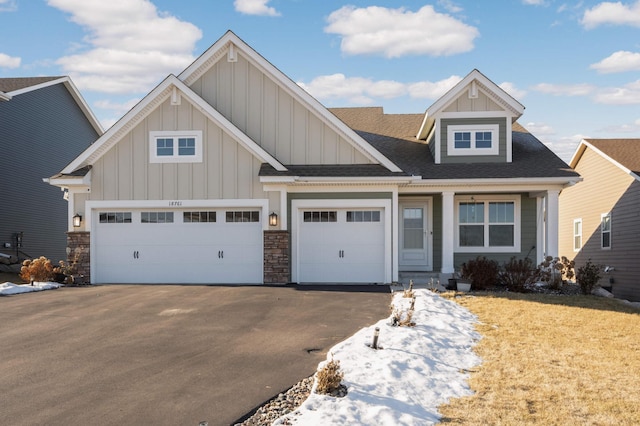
[439,292,640,425]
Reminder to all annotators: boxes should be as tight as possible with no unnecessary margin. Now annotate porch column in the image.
[441,191,455,274]
[545,189,560,258]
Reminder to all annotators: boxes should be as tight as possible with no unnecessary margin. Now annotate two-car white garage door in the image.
[93,208,263,284]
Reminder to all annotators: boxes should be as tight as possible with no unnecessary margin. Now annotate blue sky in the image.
[1,0,639,162]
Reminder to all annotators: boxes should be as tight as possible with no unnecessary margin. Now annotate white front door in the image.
[399,201,432,271]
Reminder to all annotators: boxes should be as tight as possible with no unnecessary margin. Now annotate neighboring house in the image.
[0,77,103,265]
[559,139,640,302]
[48,31,579,285]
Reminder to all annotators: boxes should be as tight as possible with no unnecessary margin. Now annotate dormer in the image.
[416,69,524,164]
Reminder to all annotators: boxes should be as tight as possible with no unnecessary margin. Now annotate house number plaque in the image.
[169,201,183,206]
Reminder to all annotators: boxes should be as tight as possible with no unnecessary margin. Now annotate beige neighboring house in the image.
[48,31,579,285]
[559,139,640,302]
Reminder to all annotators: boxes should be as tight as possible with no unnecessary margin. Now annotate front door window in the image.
[403,208,424,249]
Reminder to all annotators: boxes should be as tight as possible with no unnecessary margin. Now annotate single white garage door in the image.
[93,209,263,284]
[297,209,385,283]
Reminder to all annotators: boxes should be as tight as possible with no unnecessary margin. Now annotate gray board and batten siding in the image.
[0,83,99,262]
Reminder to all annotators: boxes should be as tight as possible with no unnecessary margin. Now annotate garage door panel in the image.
[94,209,263,284]
[297,208,385,283]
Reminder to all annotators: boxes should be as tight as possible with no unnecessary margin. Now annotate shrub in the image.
[315,356,344,395]
[576,259,602,295]
[539,256,575,289]
[498,257,540,292]
[20,256,55,282]
[461,256,499,290]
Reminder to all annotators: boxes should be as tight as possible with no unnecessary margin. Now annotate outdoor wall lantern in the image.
[73,213,82,228]
[269,212,278,227]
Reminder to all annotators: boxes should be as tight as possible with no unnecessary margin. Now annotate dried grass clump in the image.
[315,356,344,395]
[403,280,415,298]
[391,296,416,327]
[20,256,55,282]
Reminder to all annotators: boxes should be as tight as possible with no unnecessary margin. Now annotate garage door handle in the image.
[133,251,139,259]
[218,250,224,259]
[339,250,344,258]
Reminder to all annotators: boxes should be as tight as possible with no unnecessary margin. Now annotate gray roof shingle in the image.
[259,107,579,180]
[0,76,63,93]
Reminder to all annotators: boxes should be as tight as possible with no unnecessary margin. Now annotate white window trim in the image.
[149,130,203,163]
[447,124,499,156]
[601,213,611,250]
[573,218,582,252]
[454,195,521,253]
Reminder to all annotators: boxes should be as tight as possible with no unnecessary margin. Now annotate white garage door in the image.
[93,209,263,284]
[297,209,385,283]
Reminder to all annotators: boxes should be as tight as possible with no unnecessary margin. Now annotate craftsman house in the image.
[48,31,579,284]
[559,139,640,302]
[0,77,102,265]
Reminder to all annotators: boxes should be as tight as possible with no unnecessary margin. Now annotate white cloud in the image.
[582,0,640,29]
[437,0,463,13]
[407,75,462,99]
[0,0,16,12]
[0,52,20,68]
[522,0,546,5]
[234,0,280,17]
[524,122,555,135]
[538,134,586,163]
[590,50,640,73]
[531,82,596,96]
[297,74,462,105]
[593,80,640,104]
[325,5,479,58]
[499,82,527,99]
[600,118,640,132]
[47,0,201,94]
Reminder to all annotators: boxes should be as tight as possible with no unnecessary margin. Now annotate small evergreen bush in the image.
[576,259,602,295]
[461,256,499,290]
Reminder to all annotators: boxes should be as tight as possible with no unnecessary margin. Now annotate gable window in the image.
[448,124,499,156]
[573,219,582,251]
[601,213,611,249]
[456,196,520,252]
[149,130,202,163]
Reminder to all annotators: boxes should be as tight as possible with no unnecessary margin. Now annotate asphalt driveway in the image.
[0,284,391,426]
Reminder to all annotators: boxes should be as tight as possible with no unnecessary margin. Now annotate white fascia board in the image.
[9,77,103,135]
[0,91,11,101]
[61,76,178,174]
[578,139,640,182]
[46,170,92,188]
[173,79,287,172]
[403,177,581,191]
[568,139,587,168]
[179,31,402,173]
[426,69,524,119]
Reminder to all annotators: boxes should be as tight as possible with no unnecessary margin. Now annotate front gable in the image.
[180,31,401,171]
[417,69,524,164]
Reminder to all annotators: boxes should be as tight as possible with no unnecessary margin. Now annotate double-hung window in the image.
[150,130,202,163]
[456,196,520,252]
[573,219,582,251]
[601,213,611,249]
[448,124,500,156]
